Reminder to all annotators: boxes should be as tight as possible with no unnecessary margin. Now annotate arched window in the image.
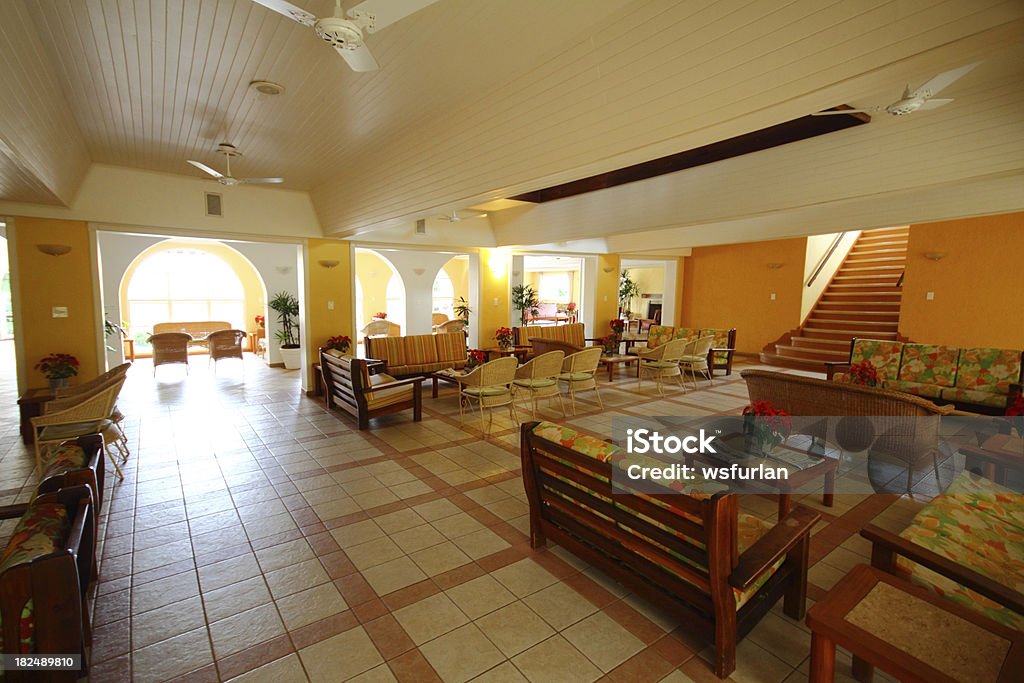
[126,249,246,348]
[432,270,454,318]
[385,276,405,332]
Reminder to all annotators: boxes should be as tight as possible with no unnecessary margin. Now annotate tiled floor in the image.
[0,352,920,682]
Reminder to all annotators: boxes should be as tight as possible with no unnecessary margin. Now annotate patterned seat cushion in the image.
[40,442,88,481]
[954,347,1022,395]
[645,326,675,350]
[898,344,960,388]
[0,502,71,655]
[884,380,945,400]
[701,329,734,365]
[404,335,440,365]
[939,387,1009,409]
[897,471,1024,631]
[434,333,467,363]
[516,324,586,347]
[848,339,904,383]
[366,337,406,368]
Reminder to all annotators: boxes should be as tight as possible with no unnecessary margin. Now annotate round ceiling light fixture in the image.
[249,80,285,96]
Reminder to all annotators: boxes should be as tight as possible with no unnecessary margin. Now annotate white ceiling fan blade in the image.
[249,0,317,27]
[915,98,953,111]
[811,108,876,116]
[349,0,441,33]
[912,61,982,98]
[337,44,379,72]
[239,177,285,184]
[187,160,223,178]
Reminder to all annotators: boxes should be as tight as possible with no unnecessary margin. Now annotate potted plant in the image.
[742,400,792,455]
[36,353,80,389]
[465,349,485,371]
[619,270,640,319]
[453,296,471,323]
[511,284,539,326]
[269,290,301,369]
[255,314,265,329]
[104,319,127,353]
[373,311,387,320]
[325,335,352,355]
[495,327,514,350]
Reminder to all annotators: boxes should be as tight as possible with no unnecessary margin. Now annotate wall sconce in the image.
[766,262,785,270]
[925,252,946,261]
[412,267,425,276]
[511,269,522,277]
[37,244,72,256]
[318,259,340,269]
[602,266,615,273]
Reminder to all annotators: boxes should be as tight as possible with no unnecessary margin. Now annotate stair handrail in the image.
[806,232,847,287]
[896,271,905,288]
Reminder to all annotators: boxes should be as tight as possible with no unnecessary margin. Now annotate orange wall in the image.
[681,238,805,354]
[11,216,101,387]
[900,212,1024,348]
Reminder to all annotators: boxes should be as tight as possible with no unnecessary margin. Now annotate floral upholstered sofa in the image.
[825,338,1024,413]
[364,332,467,378]
[628,324,737,375]
[863,469,1024,633]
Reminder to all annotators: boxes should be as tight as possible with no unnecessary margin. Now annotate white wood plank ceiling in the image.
[1,0,1022,248]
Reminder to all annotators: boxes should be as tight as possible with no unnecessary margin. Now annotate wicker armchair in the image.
[458,356,519,436]
[638,337,689,396]
[557,347,604,415]
[148,332,192,375]
[55,362,131,461]
[431,313,450,327]
[434,319,467,335]
[679,335,715,389]
[207,329,247,370]
[31,375,127,480]
[513,350,565,417]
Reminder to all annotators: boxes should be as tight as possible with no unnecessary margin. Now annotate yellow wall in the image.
[354,250,393,327]
[623,266,664,318]
[479,248,510,343]
[681,238,805,354]
[10,216,101,387]
[307,239,353,384]
[595,254,621,335]
[900,212,1024,348]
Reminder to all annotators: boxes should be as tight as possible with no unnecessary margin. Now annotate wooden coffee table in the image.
[18,388,56,445]
[431,368,468,398]
[598,354,636,381]
[482,346,530,362]
[959,433,1024,486]
[808,564,1024,683]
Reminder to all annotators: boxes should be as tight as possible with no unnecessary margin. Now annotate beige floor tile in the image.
[354,488,401,509]
[393,592,469,645]
[132,570,200,615]
[446,575,517,620]
[209,602,286,659]
[203,575,273,622]
[131,595,206,649]
[409,540,472,576]
[256,538,315,572]
[226,653,307,682]
[265,557,330,599]
[562,611,645,672]
[345,537,405,570]
[658,672,697,683]
[132,626,213,683]
[348,663,398,682]
[453,528,512,559]
[491,558,558,598]
[747,611,813,668]
[373,508,427,535]
[198,552,261,593]
[362,556,428,596]
[276,582,349,630]
[412,497,462,521]
[390,523,447,553]
[522,582,597,630]
[312,496,363,522]
[729,639,795,683]
[511,635,602,683]
[299,626,383,681]
[475,601,555,657]
[470,661,529,683]
[331,519,386,549]
[420,623,506,683]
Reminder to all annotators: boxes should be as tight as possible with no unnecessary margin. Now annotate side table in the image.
[17,388,55,445]
[807,564,1023,683]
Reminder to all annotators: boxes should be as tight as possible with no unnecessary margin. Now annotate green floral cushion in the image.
[701,329,733,364]
[532,422,621,462]
[954,348,1022,394]
[898,344,960,387]
[849,339,904,382]
[672,327,699,341]
[939,387,1009,409]
[646,326,675,349]
[897,471,1024,631]
[884,380,945,400]
[0,503,70,655]
[40,442,87,481]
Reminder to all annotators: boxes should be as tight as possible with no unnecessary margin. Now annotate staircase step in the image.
[800,329,896,341]
[758,352,830,372]
[791,337,851,351]
[822,292,902,300]
[860,227,910,237]
[829,284,903,291]
[850,239,908,249]
[848,247,909,256]
[807,318,899,327]
[816,301,901,310]
[833,273,903,281]
[844,255,907,264]
[838,264,905,273]
[774,345,847,362]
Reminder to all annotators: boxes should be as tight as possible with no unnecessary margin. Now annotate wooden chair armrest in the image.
[823,361,850,380]
[363,358,387,375]
[861,524,1024,614]
[363,377,424,392]
[731,506,820,590]
[0,503,30,520]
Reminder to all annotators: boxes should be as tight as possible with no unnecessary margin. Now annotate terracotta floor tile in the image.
[215,634,295,681]
[387,649,442,683]
[363,613,416,660]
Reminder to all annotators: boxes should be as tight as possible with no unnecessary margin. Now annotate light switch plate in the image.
[327,301,335,310]
[52,306,68,318]
[926,291,935,300]
[770,293,777,301]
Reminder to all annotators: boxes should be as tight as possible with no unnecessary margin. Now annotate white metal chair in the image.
[557,347,604,415]
[458,356,519,436]
[679,335,716,389]
[638,337,689,396]
[513,350,565,417]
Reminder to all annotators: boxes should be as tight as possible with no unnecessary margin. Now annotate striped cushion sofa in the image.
[825,338,1024,413]
[365,332,467,378]
[628,325,738,376]
[513,323,586,348]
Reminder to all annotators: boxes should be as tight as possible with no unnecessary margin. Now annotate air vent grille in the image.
[415,219,426,235]
[205,192,222,217]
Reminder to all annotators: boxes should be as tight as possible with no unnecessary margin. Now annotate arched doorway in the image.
[432,255,469,323]
[354,248,406,334]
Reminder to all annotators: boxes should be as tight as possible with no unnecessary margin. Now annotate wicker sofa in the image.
[824,338,1023,414]
[521,421,819,678]
[628,325,737,376]
[365,331,467,378]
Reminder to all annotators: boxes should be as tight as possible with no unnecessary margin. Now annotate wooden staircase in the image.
[761,226,909,369]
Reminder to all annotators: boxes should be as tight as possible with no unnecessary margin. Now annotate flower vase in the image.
[48,377,69,390]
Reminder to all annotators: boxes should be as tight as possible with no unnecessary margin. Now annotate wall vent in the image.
[415,219,426,235]
[205,192,223,217]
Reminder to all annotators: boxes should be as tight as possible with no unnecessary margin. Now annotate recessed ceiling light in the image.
[249,80,284,96]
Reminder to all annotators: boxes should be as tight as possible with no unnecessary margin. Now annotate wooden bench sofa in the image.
[152,320,231,340]
[365,332,467,378]
[825,338,1023,414]
[521,421,819,678]
[319,349,422,430]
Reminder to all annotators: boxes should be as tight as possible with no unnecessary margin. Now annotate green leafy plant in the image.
[511,284,539,326]
[453,296,471,323]
[618,270,641,318]
[104,318,127,353]
[269,291,300,348]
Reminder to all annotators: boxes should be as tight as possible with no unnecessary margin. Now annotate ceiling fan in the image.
[438,210,487,222]
[187,143,284,186]
[814,62,982,117]
[250,0,440,72]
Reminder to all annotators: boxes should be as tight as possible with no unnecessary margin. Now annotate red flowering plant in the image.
[1006,393,1024,439]
[742,400,793,453]
[35,353,80,380]
[326,335,351,353]
[465,349,486,370]
[847,360,880,387]
[601,336,619,355]
[494,327,514,349]
[254,315,265,328]
[609,319,626,336]
[565,302,577,312]
[373,311,387,320]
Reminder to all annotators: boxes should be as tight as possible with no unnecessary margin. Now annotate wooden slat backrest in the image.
[319,350,368,414]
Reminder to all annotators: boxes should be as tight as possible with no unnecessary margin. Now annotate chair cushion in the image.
[954,347,1022,394]
[40,442,88,481]
[367,337,407,367]
[513,378,557,389]
[557,372,593,382]
[643,360,678,369]
[434,333,467,363]
[678,355,707,363]
[646,326,675,349]
[849,339,904,382]
[898,344,960,387]
[518,324,585,347]
[39,420,112,442]
[404,335,440,365]
[701,329,733,364]
[0,502,71,655]
[463,386,511,397]
[884,380,946,400]
[365,384,415,410]
[896,471,1024,631]
[939,387,1009,409]
[673,327,699,341]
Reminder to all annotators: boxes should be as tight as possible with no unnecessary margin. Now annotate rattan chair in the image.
[458,356,519,436]
[207,329,247,371]
[637,337,689,396]
[431,313,450,327]
[513,350,565,417]
[679,335,716,389]
[148,332,192,375]
[557,347,604,415]
[434,319,467,335]
[55,362,131,458]
[31,375,127,480]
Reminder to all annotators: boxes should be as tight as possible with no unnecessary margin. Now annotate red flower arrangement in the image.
[565,302,577,312]
[254,315,265,328]
[847,360,880,387]
[35,353,80,380]
[1006,394,1024,438]
[609,319,626,335]
[494,327,514,348]
[374,311,387,320]
[326,335,351,353]
[601,336,619,355]
[742,400,792,452]
[466,349,486,370]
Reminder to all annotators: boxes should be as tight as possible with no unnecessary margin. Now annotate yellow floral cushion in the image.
[646,326,675,349]
[898,344,960,387]
[954,347,1022,394]
[849,339,904,383]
